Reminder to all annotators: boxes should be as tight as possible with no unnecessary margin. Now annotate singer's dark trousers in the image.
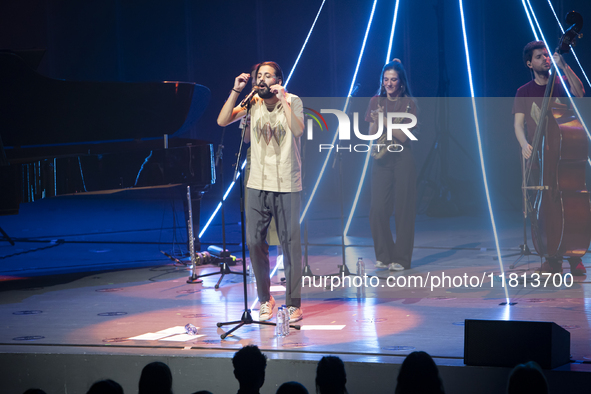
[370,146,416,269]
[246,188,302,307]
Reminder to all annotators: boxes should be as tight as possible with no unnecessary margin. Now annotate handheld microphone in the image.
[240,87,259,108]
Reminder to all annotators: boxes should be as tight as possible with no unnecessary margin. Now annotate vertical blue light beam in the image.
[199,161,246,238]
[301,0,379,224]
[285,0,326,87]
[385,0,401,64]
[459,0,510,302]
[345,0,401,236]
[521,0,539,41]
[347,0,379,98]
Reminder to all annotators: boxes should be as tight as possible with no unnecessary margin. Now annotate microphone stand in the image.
[189,126,245,288]
[216,99,301,339]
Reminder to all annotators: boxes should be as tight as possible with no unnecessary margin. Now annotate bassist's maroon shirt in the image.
[512,75,569,142]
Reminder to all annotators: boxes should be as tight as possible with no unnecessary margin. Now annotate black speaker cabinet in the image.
[464,319,570,369]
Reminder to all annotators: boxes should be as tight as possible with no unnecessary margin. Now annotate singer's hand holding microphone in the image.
[240,86,260,108]
[233,72,262,108]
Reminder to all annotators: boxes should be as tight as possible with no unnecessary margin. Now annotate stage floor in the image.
[1,253,590,359]
[2,190,591,393]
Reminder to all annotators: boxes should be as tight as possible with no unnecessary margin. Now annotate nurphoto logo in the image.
[304,107,417,153]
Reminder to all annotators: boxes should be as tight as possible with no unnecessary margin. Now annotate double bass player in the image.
[513,40,586,275]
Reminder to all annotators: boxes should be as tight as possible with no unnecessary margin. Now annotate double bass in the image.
[526,11,591,261]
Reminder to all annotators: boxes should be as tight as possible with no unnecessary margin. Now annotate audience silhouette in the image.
[277,381,309,394]
[507,361,549,394]
[139,361,173,394]
[16,351,564,394]
[87,379,124,394]
[315,356,347,394]
[233,345,268,394]
[395,351,445,394]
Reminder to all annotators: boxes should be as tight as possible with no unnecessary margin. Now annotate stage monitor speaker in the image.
[464,319,570,369]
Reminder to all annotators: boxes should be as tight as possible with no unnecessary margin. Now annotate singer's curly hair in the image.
[377,59,412,98]
[255,61,284,85]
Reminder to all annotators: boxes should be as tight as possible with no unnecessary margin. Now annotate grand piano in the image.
[0,49,215,249]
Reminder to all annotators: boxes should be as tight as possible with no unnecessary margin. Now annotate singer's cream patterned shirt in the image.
[246,93,303,192]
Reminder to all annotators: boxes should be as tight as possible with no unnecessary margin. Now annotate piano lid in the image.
[0,50,210,148]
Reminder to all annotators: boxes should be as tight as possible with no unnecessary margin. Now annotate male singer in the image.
[217,62,304,322]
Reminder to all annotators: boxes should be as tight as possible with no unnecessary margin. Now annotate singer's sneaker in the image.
[286,306,303,323]
[375,261,388,269]
[259,296,276,321]
[389,263,405,271]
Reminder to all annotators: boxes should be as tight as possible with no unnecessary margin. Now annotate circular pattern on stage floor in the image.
[356,318,388,323]
[96,288,124,292]
[523,298,555,303]
[183,313,213,318]
[97,312,128,316]
[382,346,416,351]
[13,310,43,315]
[12,336,45,341]
[323,298,360,302]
